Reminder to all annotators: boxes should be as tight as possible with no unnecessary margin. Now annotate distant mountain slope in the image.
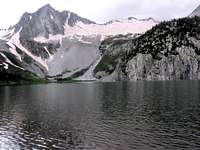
[0,4,157,82]
[190,4,200,17]
[94,16,200,81]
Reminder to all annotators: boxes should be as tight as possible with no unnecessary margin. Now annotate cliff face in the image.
[125,47,200,81]
[94,17,200,81]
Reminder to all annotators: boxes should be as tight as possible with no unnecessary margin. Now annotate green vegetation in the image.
[120,16,200,74]
[0,70,48,86]
[94,55,118,76]
[94,34,135,78]
[57,79,85,83]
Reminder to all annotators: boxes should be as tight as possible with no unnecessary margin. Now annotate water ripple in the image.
[0,81,199,149]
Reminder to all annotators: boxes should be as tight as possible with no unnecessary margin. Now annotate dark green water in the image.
[0,81,200,149]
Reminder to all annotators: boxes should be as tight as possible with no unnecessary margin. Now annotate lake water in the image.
[0,81,200,149]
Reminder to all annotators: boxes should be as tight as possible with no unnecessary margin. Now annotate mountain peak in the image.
[12,4,96,39]
[37,4,58,15]
[39,4,55,11]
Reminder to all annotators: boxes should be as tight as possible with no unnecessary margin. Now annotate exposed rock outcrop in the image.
[94,17,200,81]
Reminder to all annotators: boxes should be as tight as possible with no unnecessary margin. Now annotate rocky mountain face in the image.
[13,4,95,39]
[94,17,200,81]
[0,4,157,82]
[1,3,200,83]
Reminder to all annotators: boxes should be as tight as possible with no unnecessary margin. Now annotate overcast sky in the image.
[0,0,200,28]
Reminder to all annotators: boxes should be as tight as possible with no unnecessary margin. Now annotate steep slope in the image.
[94,17,200,81]
[13,4,95,39]
[0,4,157,82]
[0,5,97,81]
[0,48,46,85]
[190,4,200,17]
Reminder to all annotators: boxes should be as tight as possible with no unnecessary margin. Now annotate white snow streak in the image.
[9,28,48,70]
[0,52,24,70]
[50,15,54,20]
[34,34,63,44]
[77,56,102,80]
[66,12,71,24]
[6,42,22,61]
[3,62,8,69]
[44,47,53,61]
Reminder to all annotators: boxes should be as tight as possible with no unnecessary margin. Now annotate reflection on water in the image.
[0,81,200,149]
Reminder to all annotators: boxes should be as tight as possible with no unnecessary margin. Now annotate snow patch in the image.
[34,19,156,43]
[70,19,156,37]
[50,14,54,20]
[3,62,8,69]
[66,12,71,25]
[0,52,24,70]
[6,42,22,61]
[78,39,93,44]
[34,34,63,44]
[44,47,53,61]
[34,34,93,45]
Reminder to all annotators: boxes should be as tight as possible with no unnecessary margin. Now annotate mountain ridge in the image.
[190,4,200,17]
[3,3,198,83]
[11,4,96,40]
[94,16,200,81]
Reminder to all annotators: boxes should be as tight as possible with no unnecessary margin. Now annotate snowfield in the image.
[34,18,157,42]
